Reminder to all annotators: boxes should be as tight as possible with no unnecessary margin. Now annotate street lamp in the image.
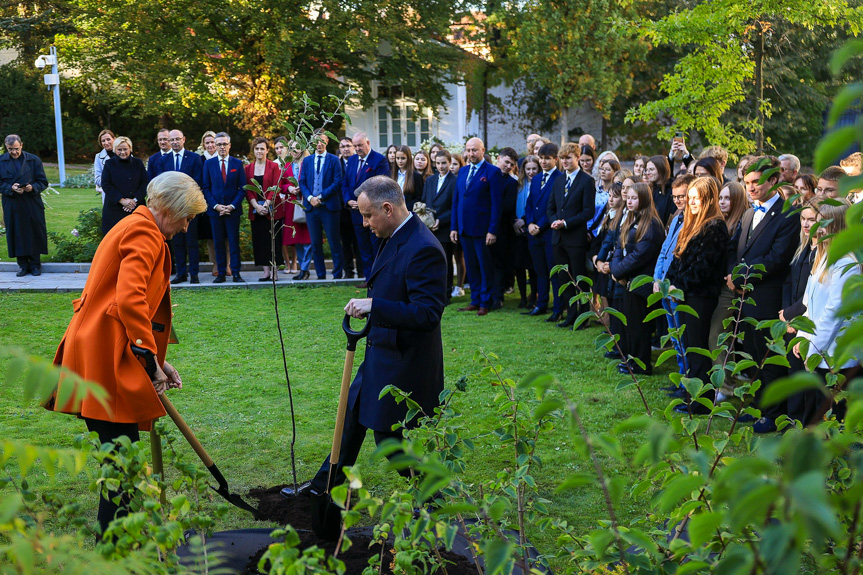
[34,46,66,187]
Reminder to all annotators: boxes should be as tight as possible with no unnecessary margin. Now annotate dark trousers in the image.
[527,230,561,312]
[16,255,40,272]
[513,235,536,304]
[340,208,362,277]
[490,230,515,304]
[172,215,200,276]
[210,213,241,276]
[84,418,140,535]
[350,210,379,281]
[553,242,587,320]
[440,240,455,294]
[620,290,652,371]
[461,234,494,309]
[743,320,789,420]
[250,217,284,267]
[311,394,406,493]
[307,207,343,279]
[786,332,820,425]
[680,295,719,387]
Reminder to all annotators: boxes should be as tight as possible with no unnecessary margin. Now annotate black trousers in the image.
[340,208,362,277]
[16,255,40,271]
[743,321,789,420]
[250,217,285,267]
[620,290,652,371]
[553,242,587,321]
[680,295,719,390]
[84,418,140,535]
[441,240,455,294]
[311,393,408,493]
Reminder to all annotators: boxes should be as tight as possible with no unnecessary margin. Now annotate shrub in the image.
[48,208,103,262]
[63,168,96,189]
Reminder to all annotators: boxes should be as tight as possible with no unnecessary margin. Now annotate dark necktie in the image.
[357,158,365,178]
[316,155,322,175]
[541,173,548,188]
[565,176,573,195]
[221,159,227,183]
[175,153,180,171]
[467,165,477,187]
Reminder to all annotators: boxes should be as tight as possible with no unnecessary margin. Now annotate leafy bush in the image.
[48,208,103,262]
[63,168,96,189]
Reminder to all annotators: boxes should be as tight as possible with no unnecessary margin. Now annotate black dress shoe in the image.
[190,275,199,284]
[667,388,687,399]
[673,402,711,415]
[293,270,309,281]
[213,275,226,283]
[491,301,503,311]
[546,313,562,323]
[618,363,652,376]
[557,321,573,329]
[171,274,188,285]
[233,274,245,283]
[604,350,622,360]
[280,480,314,498]
[258,276,271,282]
[523,307,547,316]
[517,299,528,309]
[16,268,27,277]
[30,267,41,277]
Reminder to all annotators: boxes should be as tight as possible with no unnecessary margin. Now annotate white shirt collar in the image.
[543,167,556,178]
[391,213,412,238]
[315,152,326,158]
[756,192,781,211]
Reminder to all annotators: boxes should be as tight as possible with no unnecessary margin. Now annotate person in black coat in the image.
[781,201,818,424]
[644,155,675,224]
[549,142,597,328]
[491,148,519,309]
[0,134,49,276]
[288,176,447,498]
[101,137,149,235]
[610,182,665,374]
[729,156,801,432]
[665,177,730,412]
[422,149,457,299]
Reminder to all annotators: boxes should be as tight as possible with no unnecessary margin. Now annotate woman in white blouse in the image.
[93,129,115,204]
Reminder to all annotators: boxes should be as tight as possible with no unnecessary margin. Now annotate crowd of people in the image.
[4,125,863,434]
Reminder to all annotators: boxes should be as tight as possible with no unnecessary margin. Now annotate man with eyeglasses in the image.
[202,132,247,283]
[0,134,49,277]
[161,129,204,284]
[815,165,845,198]
[147,129,172,181]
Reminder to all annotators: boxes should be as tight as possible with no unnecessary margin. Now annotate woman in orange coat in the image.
[245,136,285,281]
[48,171,207,533]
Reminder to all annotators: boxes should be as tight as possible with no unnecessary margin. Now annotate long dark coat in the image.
[0,151,49,257]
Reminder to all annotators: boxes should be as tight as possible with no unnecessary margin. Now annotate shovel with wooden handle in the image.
[311,313,371,540]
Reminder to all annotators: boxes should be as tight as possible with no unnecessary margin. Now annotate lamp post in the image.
[35,46,66,186]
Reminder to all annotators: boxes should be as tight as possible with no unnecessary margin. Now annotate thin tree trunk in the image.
[482,67,489,144]
[560,107,568,146]
[601,116,608,151]
[754,20,765,154]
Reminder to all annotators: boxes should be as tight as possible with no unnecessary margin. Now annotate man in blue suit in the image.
[342,132,389,285]
[147,129,172,181]
[162,129,204,284]
[450,137,503,316]
[300,134,344,280]
[282,176,446,498]
[202,132,247,283]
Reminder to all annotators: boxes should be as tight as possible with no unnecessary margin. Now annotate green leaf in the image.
[654,474,705,513]
[828,83,863,128]
[814,124,860,172]
[689,511,723,548]
[481,538,515,575]
[761,372,828,407]
[556,473,594,492]
[674,304,699,319]
[0,493,22,524]
[830,39,863,75]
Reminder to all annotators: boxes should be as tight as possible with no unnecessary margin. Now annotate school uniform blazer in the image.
[202,155,247,216]
[728,201,800,319]
[401,171,425,211]
[349,214,447,432]
[609,216,665,282]
[547,169,596,247]
[451,161,504,237]
[524,170,564,233]
[50,207,172,430]
[342,150,390,205]
[159,149,204,187]
[243,159,283,220]
[422,172,456,244]
[299,152,343,212]
[782,244,814,320]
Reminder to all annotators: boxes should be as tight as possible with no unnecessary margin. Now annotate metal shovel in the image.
[311,314,371,540]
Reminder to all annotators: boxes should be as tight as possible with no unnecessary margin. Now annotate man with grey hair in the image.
[778,154,800,184]
[283,175,446,498]
[202,131,247,283]
[0,134,49,276]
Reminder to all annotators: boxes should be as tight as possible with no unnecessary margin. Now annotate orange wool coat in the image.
[49,207,172,430]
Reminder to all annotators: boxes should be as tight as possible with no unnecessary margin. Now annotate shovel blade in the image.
[311,491,342,541]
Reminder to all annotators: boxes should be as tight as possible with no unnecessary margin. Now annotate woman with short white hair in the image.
[101,136,149,234]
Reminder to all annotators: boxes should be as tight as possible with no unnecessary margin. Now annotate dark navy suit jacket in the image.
[451,160,504,237]
[547,169,595,247]
[422,172,456,245]
[202,155,247,216]
[159,149,203,186]
[299,153,342,212]
[525,170,564,232]
[147,151,171,181]
[349,214,447,432]
[342,150,390,205]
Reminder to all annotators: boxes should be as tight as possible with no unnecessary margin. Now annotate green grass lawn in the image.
[0,286,686,557]
[45,165,89,184]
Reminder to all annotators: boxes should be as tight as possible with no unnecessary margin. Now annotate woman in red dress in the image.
[277,137,312,279]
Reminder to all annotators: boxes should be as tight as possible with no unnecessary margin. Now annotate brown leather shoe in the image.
[458,305,479,312]
[477,307,489,316]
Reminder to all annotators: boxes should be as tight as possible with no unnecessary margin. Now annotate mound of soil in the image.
[248,484,313,531]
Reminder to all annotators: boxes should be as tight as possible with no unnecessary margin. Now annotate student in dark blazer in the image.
[343,132,390,283]
[729,156,801,432]
[161,129,204,284]
[390,145,424,210]
[289,176,447,498]
[202,132,247,283]
[451,137,504,316]
[422,149,457,298]
[147,129,172,181]
[300,134,344,279]
[491,147,520,309]
[523,142,564,319]
[548,142,597,328]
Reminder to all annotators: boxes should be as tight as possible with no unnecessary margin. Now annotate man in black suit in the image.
[283,176,446,497]
[163,129,205,284]
[549,142,597,328]
[422,149,457,301]
[338,137,362,279]
[147,129,172,181]
[728,155,800,433]
[491,147,519,309]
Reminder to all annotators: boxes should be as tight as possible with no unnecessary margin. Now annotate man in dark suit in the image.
[343,132,390,284]
[491,147,519,309]
[728,155,800,433]
[422,149,457,300]
[202,132,247,283]
[283,176,446,497]
[300,134,344,280]
[147,129,172,181]
[338,137,362,279]
[450,137,503,316]
[549,142,596,328]
[523,142,564,319]
[163,129,204,284]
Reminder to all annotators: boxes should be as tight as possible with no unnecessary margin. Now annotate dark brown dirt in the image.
[243,529,478,575]
[248,484,313,531]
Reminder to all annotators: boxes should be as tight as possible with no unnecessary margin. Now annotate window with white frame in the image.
[377,102,433,149]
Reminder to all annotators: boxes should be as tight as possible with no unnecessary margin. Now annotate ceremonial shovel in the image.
[311,314,371,540]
